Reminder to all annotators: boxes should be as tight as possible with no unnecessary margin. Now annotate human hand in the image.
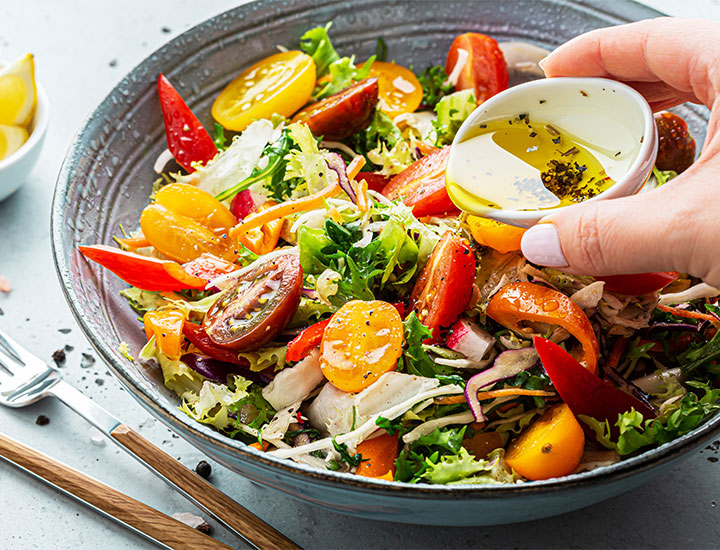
[520,18,720,287]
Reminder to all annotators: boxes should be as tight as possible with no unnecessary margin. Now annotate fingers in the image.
[520,175,720,283]
[542,18,720,108]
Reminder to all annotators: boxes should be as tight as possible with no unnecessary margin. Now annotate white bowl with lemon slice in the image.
[0,53,49,202]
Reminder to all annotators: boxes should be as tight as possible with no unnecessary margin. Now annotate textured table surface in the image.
[1,1,719,548]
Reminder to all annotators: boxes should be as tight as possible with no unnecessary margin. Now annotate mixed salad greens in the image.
[80,24,715,485]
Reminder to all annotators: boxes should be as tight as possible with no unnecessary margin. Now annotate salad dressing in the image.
[446,114,635,214]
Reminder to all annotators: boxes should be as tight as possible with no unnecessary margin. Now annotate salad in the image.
[80,24,719,485]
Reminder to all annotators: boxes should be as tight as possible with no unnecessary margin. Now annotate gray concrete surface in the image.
[0,1,719,548]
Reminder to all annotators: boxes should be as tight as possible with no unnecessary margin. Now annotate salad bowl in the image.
[52,0,715,526]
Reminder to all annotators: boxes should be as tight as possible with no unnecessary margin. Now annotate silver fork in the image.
[0,327,299,550]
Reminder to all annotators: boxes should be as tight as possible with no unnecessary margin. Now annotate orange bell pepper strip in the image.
[355,432,399,479]
[657,304,719,326]
[487,282,600,374]
[78,245,207,292]
[235,201,284,255]
[143,309,185,360]
[435,387,555,406]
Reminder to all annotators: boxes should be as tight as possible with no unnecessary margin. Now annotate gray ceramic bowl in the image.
[52,0,713,526]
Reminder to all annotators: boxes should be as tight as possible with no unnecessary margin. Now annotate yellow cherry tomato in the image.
[140,203,236,263]
[154,183,237,233]
[466,215,527,254]
[320,300,403,393]
[212,51,316,131]
[367,61,422,117]
[505,403,585,481]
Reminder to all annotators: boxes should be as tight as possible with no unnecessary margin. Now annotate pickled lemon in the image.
[0,125,28,160]
[0,54,37,127]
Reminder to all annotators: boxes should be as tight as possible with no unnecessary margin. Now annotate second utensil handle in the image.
[0,431,231,550]
[110,424,300,550]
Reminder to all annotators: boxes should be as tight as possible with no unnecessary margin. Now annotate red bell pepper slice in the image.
[158,74,218,173]
[534,337,656,431]
[78,245,207,292]
[182,322,249,366]
[286,320,331,362]
[182,254,239,283]
[596,272,678,296]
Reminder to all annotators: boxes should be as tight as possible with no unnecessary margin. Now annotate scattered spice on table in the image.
[195,460,212,479]
[35,415,50,426]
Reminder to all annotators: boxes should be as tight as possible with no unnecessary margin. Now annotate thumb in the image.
[519,181,702,277]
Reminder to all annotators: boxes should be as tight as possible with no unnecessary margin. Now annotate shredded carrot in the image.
[657,304,719,325]
[116,236,151,249]
[230,182,341,237]
[250,441,270,452]
[606,336,628,370]
[347,155,366,181]
[357,178,369,213]
[435,388,555,405]
[416,141,440,156]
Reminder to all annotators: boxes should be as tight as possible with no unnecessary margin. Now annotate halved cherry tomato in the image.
[356,171,391,193]
[204,254,302,351]
[462,430,503,460]
[445,33,508,103]
[235,201,284,255]
[409,232,476,340]
[596,272,678,296]
[466,216,527,254]
[655,111,696,174]
[182,254,239,282]
[212,51,316,132]
[320,300,403,393]
[505,403,585,481]
[487,282,599,374]
[291,78,379,140]
[78,245,207,292]
[366,61,423,117]
[355,432,399,479]
[140,203,237,263]
[143,309,185,360]
[182,322,249,366]
[286,319,331,363]
[382,146,458,218]
[157,74,218,172]
[154,183,237,233]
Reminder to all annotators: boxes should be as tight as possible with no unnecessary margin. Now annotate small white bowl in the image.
[447,77,657,227]
[0,82,50,202]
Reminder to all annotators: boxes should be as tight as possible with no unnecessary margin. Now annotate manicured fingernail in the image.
[521,224,569,267]
[538,56,547,70]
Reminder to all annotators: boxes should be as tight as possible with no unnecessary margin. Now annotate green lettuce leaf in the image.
[433,89,477,146]
[237,345,288,372]
[398,313,454,378]
[416,65,454,108]
[139,337,205,401]
[179,375,252,431]
[283,122,329,195]
[229,387,276,430]
[300,23,340,77]
[314,56,375,100]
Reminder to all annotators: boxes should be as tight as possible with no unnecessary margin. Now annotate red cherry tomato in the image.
[596,272,678,296]
[654,112,696,174]
[445,33,509,103]
[157,74,218,172]
[409,232,476,340]
[382,147,458,218]
[203,254,302,350]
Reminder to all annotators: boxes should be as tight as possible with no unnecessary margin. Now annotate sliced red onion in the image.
[181,353,273,385]
[643,322,700,335]
[325,152,356,203]
[464,347,539,421]
[605,366,657,414]
[302,288,319,299]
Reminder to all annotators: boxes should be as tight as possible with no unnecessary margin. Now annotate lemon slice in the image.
[0,54,37,127]
[0,124,29,161]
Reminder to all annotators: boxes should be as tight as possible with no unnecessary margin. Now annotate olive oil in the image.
[446,114,634,214]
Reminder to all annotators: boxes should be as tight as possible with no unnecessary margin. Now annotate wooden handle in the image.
[110,424,300,550]
[0,431,232,550]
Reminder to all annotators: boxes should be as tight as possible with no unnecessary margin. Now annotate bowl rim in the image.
[51,0,720,499]
[0,82,50,173]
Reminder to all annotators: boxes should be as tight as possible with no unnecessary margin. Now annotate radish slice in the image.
[464,347,539,421]
[446,318,496,363]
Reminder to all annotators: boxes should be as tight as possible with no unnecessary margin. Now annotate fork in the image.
[0,327,300,550]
